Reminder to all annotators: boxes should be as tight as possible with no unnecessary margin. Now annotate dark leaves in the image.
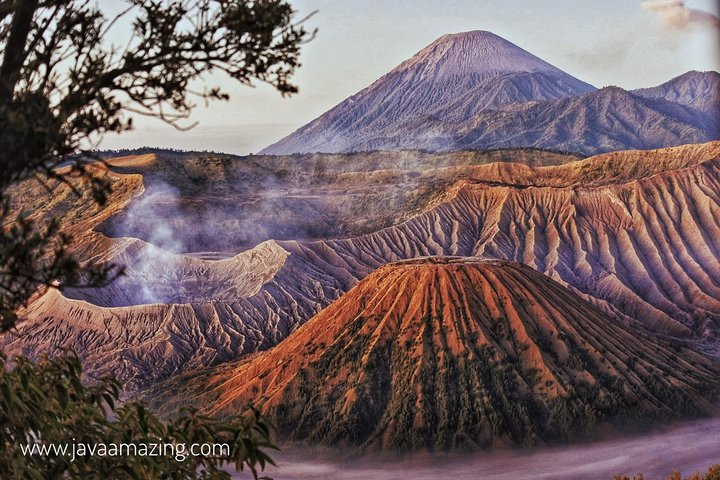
[0,0,310,332]
[0,352,278,479]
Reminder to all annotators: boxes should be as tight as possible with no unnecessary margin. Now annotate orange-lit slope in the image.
[172,258,720,451]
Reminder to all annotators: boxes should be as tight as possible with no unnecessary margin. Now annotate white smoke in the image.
[125,181,186,253]
[113,180,187,305]
[641,0,720,29]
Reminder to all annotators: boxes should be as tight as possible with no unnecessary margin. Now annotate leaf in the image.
[56,384,68,409]
[102,393,115,411]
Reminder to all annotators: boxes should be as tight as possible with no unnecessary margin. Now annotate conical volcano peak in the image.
[260,29,598,154]
[393,30,568,78]
[167,258,720,450]
[433,30,529,52]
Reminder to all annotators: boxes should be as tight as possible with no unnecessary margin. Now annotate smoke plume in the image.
[641,0,720,29]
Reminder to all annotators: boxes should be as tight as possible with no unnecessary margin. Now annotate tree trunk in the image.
[0,0,39,103]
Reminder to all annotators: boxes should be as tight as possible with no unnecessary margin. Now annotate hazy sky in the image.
[99,0,720,155]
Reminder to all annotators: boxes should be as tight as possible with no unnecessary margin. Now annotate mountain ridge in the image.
[260,32,718,156]
[261,30,595,155]
[443,85,717,154]
[3,142,719,389]
[633,70,720,112]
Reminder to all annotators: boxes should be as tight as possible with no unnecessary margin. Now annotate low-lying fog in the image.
[240,418,720,479]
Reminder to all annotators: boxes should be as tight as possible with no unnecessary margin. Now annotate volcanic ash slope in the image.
[4,143,720,389]
[281,141,720,341]
[157,259,720,451]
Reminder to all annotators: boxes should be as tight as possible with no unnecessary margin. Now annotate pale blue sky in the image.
[99,0,720,154]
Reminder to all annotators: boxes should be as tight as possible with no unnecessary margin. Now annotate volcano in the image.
[6,143,720,390]
[157,258,720,451]
[261,31,596,155]
[261,32,719,155]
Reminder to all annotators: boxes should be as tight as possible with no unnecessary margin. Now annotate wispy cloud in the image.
[641,0,720,29]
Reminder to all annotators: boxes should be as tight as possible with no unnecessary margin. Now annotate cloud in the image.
[641,0,720,29]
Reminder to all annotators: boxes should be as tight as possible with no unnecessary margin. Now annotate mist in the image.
[247,418,720,480]
[642,0,720,29]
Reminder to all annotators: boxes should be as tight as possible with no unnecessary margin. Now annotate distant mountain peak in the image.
[633,69,720,114]
[668,69,719,82]
[261,31,598,155]
[392,30,569,79]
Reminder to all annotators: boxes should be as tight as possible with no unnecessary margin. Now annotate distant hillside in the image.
[633,71,720,113]
[444,86,717,153]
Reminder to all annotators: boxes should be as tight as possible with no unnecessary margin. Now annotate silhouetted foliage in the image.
[0,1,312,477]
[613,465,720,480]
[0,0,313,330]
[0,352,277,479]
